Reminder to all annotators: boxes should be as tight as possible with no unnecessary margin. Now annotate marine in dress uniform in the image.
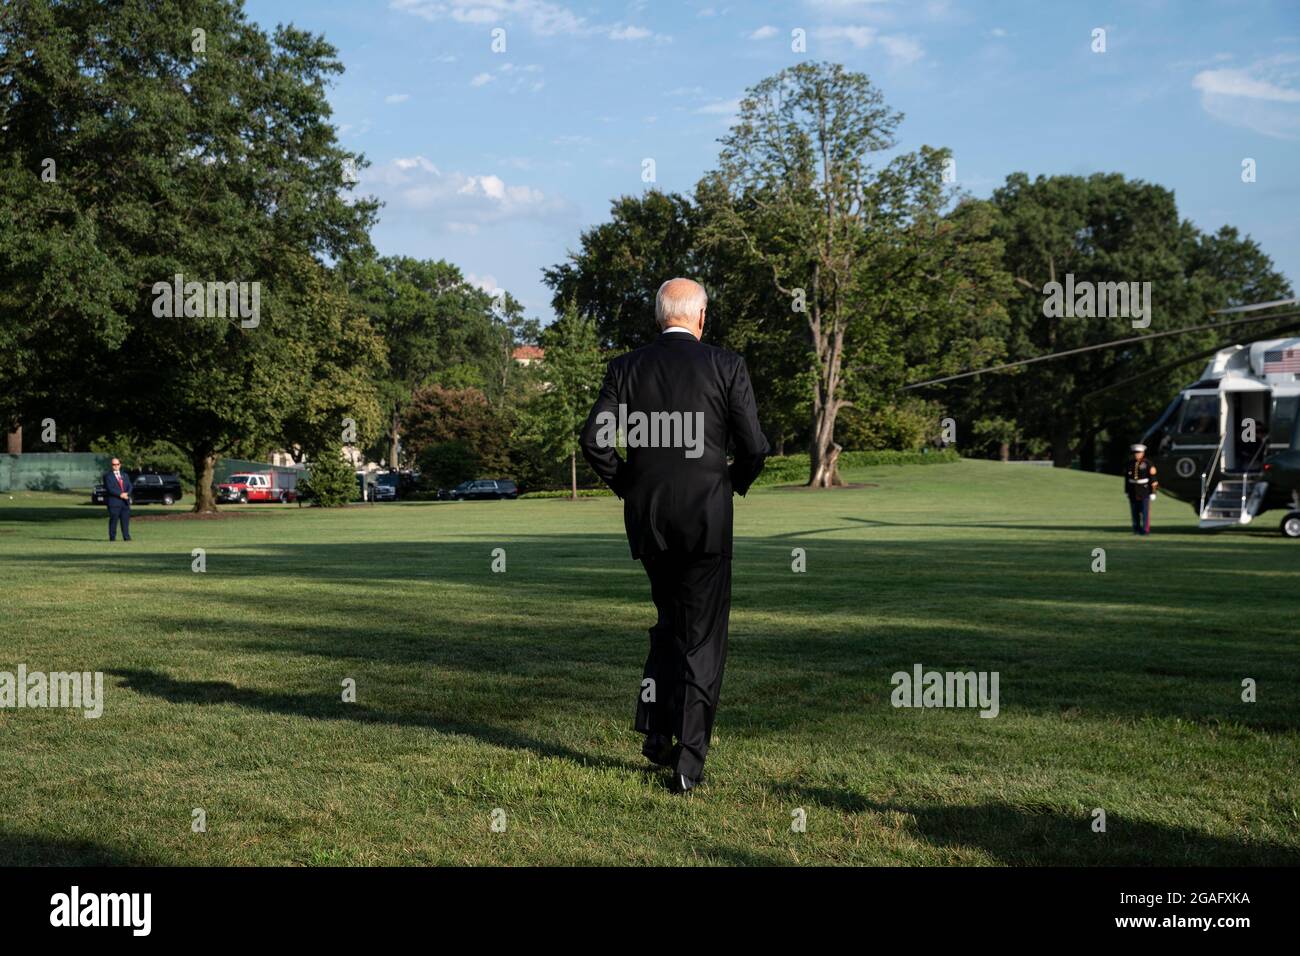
[1124,443,1158,535]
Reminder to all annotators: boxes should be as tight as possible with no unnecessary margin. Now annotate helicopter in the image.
[905,298,1300,537]
[1141,334,1300,536]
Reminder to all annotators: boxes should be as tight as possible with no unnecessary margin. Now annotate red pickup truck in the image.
[216,471,298,504]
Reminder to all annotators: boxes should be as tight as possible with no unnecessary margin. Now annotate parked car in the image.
[440,479,518,501]
[216,471,298,504]
[131,472,184,505]
[91,472,183,505]
[372,482,398,502]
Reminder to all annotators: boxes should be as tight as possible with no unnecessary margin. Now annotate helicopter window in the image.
[1178,395,1220,435]
[1273,396,1298,447]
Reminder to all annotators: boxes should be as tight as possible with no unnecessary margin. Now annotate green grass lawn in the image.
[1,460,1297,866]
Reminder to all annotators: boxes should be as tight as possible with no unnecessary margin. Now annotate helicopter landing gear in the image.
[1281,512,1300,539]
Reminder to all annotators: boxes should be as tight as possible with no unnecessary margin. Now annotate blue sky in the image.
[243,0,1300,321]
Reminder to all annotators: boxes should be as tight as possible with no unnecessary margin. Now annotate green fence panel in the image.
[0,452,111,491]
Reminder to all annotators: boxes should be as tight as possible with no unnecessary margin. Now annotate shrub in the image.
[520,488,614,499]
[301,445,357,507]
[751,448,960,486]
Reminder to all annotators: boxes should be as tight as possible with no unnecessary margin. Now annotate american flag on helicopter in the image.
[1262,346,1300,373]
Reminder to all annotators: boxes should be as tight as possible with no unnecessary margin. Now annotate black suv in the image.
[93,472,184,505]
[441,479,518,500]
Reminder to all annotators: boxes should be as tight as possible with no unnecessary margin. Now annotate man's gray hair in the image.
[655,278,708,329]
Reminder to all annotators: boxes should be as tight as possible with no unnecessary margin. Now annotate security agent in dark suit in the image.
[580,278,769,794]
[103,457,133,541]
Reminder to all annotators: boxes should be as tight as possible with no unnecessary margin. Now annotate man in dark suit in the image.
[103,457,133,541]
[580,278,769,794]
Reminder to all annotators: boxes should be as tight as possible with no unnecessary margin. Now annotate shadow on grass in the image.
[769,783,1300,866]
[15,530,1296,734]
[108,667,655,782]
[0,830,152,866]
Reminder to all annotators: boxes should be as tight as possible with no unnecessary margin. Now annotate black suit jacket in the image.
[103,471,133,509]
[580,330,769,558]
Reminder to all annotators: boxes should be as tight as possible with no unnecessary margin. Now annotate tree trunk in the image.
[775,434,785,457]
[999,441,1010,463]
[808,395,844,487]
[1079,427,1097,473]
[570,450,577,500]
[190,447,218,513]
[6,425,20,454]
[1051,424,1073,468]
[809,438,843,487]
[388,409,401,471]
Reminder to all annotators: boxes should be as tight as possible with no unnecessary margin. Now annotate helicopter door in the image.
[1226,390,1271,473]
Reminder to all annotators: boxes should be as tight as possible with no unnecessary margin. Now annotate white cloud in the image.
[363,156,572,229]
[695,97,741,116]
[467,272,502,294]
[1193,67,1300,102]
[806,0,892,7]
[384,93,411,104]
[749,25,778,40]
[391,0,667,41]
[392,156,441,176]
[610,25,651,40]
[878,34,923,65]
[803,0,894,18]
[1193,57,1300,139]
[390,0,587,36]
[811,25,924,65]
[815,25,875,47]
[989,27,1007,38]
[471,62,546,93]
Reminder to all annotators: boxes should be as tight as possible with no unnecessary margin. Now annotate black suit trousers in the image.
[107,501,131,540]
[634,551,731,779]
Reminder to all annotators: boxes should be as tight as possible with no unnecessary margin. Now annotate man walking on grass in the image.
[580,278,769,794]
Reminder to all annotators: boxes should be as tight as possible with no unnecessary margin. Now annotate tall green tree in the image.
[705,62,1011,485]
[980,172,1291,469]
[344,255,509,468]
[516,302,604,499]
[543,191,699,351]
[0,0,382,510]
[542,188,811,454]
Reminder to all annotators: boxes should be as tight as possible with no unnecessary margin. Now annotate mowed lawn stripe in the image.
[1,460,1296,865]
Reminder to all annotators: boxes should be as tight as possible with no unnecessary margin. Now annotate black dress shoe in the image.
[670,772,700,795]
[641,734,674,767]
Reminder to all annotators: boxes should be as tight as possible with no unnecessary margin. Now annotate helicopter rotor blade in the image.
[1210,298,1299,314]
[902,309,1300,391]
[1080,318,1300,401]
